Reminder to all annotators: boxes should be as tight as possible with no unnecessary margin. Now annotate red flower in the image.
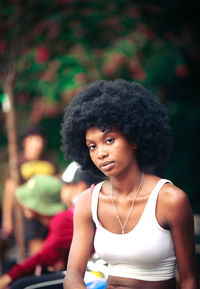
[129,60,147,81]
[132,68,147,81]
[175,64,188,78]
[35,46,49,63]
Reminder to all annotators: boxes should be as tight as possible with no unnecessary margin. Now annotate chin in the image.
[100,170,115,178]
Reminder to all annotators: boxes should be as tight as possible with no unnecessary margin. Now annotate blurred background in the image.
[0,0,199,247]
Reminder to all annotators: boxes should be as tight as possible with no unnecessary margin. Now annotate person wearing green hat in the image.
[16,174,66,217]
[0,174,73,289]
[0,163,105,289]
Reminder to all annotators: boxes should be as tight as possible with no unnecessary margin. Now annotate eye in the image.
[106,137,114,144]
[87,144,96,151]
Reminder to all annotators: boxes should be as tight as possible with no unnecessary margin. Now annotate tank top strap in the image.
[147,178,173,207]
[91,181,105,227]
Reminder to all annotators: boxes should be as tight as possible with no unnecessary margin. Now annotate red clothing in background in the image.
[7,208,74,281]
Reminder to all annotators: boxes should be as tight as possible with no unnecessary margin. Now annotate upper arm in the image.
[66,189,95,277]
[4,177,16,196]
[164,186,198,285]
[2,178,16,216]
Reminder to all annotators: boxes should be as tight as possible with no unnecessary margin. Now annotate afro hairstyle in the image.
[61,79,172,176]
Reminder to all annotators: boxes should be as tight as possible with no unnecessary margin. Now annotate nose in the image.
[97,145,108,160]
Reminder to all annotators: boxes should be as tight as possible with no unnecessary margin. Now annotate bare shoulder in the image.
[77,187,92,203]
[74,187,93,219]
[160,182,190,208]
[159,182,194,225]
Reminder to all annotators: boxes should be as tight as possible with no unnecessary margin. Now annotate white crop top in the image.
[91,179,177,281]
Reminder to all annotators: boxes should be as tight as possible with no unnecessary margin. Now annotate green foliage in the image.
[1,0,191,104]
[0,0,199,210]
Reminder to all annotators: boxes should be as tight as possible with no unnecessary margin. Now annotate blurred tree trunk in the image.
[3,72,25,262]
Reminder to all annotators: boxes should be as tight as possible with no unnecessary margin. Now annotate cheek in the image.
[60,185,76,206]
[90,153,101,169]
[34,140,44,150]
[61,191,72,204]
[23,208,35,219]
[114,143,134,162]
[89,151,97,163]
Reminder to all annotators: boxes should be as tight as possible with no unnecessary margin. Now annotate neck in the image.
[109,165,143,197]
[24,151,42,160]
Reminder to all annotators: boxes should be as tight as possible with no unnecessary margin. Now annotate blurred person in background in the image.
[1,125,58,256]
[61,161,105,208]
[0,162,105,289]
[0,174,70,289]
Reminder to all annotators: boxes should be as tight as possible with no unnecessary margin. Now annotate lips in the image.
[100,161,115,171]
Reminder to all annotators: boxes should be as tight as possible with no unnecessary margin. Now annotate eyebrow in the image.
[103,128,113,136]
[85,128,113,143]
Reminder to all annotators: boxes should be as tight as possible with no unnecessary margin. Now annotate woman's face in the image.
[85,126,136,177]
[23,207,36,219]
[23,135,45,159]
[60,183,78,207]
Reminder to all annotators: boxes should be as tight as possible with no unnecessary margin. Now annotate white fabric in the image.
[62,161,80,183]
[91,179,177,281]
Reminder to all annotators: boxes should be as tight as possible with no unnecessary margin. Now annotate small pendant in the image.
[122,230,124,234]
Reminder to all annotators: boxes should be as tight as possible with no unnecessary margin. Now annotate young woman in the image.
[61,79,199,289]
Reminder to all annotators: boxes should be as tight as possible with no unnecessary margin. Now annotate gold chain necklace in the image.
[110,172,144,234]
